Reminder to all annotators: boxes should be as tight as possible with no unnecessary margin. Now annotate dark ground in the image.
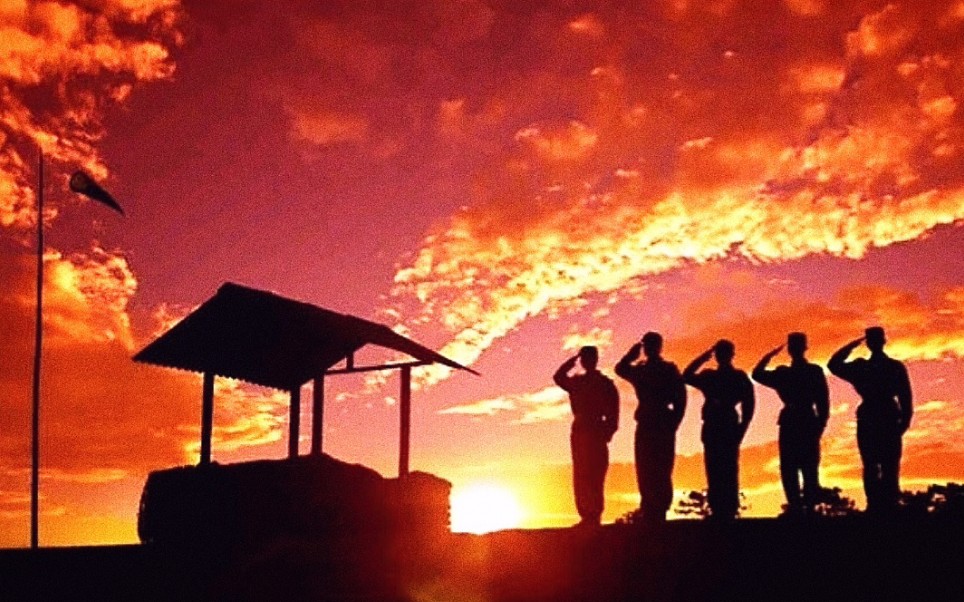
[1,517,961,601]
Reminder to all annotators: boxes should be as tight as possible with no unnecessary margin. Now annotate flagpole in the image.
[30,148,43,549]
[26,157,122,549]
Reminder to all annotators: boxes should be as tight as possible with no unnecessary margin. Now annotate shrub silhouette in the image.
[807,487,858,518]
[675,490,711,518]
[614,490,721,524]
[899,482,964,519]
[614,508,642,525]
[616,483,964,524]
[672,489,748,519]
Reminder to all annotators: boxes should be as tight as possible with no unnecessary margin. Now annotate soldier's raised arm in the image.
[683,347,714,386]
[751,345,783,388]
[615,342,642,381]
[828,337,864,380]
[553,356,578,390]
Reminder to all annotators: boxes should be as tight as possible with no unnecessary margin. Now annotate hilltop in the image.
[0,516,961,601]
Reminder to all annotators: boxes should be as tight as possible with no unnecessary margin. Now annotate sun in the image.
[450,483,525,534]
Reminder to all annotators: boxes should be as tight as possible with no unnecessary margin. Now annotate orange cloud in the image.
[846,4,915,58]
[0,3,190,543]
[664,283,964,365]
[0,248,191,472]
[195,379,288,458]
[561,325,613,352]
[514,120,599,162]
[783,0,825,18]
[387,2,964,382]
[103,0,181,24]
[0,0,193,463]
[288,107,369,147]
[440,386,569,425]
[0,0,182,228]
[443,277,964,437]
[568,14,604,36]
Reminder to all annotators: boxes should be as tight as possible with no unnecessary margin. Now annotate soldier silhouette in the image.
[554,346,620,527]
[829,327,912,515]
[684,340,755,520]
[752,333,830,514]
[615,332,686,523]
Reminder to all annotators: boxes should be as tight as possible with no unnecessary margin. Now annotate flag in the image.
[69,171,125,215]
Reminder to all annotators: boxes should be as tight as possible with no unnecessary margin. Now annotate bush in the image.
[899,482,964,519]
[808,487,858,518]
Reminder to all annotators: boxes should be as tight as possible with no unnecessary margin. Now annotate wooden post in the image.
[399,365,411,477]
[289,385,301,458]
[311,376,324,455]
[200,372,214,466]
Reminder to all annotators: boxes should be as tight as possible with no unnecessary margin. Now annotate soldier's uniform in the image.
[829,354,911,512]
[753,361,829,509]
[686,368,754,520]
[616,354,686,521]
[555,369,620,524]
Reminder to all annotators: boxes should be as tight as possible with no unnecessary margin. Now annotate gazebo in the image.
[134,282,477,476]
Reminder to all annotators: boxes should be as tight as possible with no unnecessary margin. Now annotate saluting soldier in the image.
[829,327,912,515]
[753,332,829,514]
[684,340,755,521]
[616,332,686,523]
[554,346,620,527]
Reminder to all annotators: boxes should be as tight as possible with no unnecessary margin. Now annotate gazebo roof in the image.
[133,282,475,390]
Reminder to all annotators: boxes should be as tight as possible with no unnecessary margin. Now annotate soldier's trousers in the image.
[635,425,676,519]
[857,417,902,512]
[778,423,821,507]
[702,420,741,519]
[571,428,609,522]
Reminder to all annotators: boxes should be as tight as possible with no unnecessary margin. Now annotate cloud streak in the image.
[439,280,964,431]
[386,1,964,383]
[440,386,569,425]
[670,283,964,365]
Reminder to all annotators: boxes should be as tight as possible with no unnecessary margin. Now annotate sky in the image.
[1,0,963,546]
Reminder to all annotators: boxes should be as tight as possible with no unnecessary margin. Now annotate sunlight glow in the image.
[450,483,525,534]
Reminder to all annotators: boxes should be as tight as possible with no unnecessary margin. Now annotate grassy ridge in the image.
[0,517,961,601]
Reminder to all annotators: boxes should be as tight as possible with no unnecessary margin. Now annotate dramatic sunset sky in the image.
[2,0,963,546]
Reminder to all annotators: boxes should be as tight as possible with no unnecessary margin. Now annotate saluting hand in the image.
[845,336,865,350]
[765,345,784,359]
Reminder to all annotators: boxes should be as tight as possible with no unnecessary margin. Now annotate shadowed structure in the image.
[132,283,474,549]
[134,282,477,473]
